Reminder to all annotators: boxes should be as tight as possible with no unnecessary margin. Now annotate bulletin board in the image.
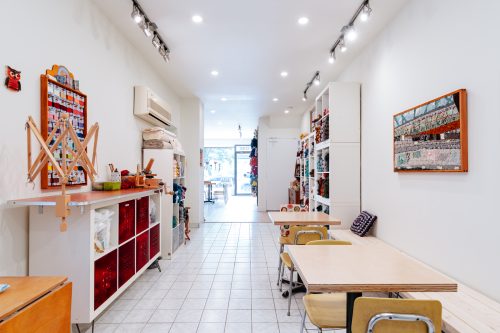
[40,65,88,189]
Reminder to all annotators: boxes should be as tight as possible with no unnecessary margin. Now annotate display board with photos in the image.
[40,65,87,188]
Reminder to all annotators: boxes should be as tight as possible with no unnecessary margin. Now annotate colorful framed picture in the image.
[393,89,468,172]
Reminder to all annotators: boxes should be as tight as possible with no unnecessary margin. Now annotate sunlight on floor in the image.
[204,196,270,223]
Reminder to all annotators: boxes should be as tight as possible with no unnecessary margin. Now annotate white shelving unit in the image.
[298,132,315,208]
[14,189,162,324]
[144,149,187,259]
[310,82,361,227]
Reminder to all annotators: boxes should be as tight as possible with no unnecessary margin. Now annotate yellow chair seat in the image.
[280,252,292,268]
[303,293,347,329]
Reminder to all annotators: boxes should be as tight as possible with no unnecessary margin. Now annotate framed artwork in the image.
[393,89,468,172]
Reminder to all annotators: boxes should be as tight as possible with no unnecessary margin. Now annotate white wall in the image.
[179,99,204,226]
[257,115,301,211]
[0,0,181,275]
[337,0,500,301]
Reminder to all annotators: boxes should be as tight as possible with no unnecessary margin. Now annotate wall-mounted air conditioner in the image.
[134,86,176,131]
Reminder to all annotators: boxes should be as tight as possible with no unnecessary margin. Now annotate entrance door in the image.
[234,145,252,195]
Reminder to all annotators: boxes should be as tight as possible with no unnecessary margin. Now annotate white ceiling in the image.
[94,0,408,140]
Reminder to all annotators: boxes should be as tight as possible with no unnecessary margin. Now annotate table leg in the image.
[346,292,362,333]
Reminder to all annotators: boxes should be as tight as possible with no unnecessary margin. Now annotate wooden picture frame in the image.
[40,74,88,188]
[393,89,468,172]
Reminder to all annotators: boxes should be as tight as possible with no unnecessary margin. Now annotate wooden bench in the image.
[328,229,500,333]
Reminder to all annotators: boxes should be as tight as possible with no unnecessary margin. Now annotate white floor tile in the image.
[205,298,229,310]
[141,323,172,332]
[252,298,275,309]
[226,309,252,323]
[148,309,178,323]
[175,309,203,323]
[228,298,251,310]
[252,322,280,333]
[115,323,144,332]
[252,309,277,322]
[169,322,198,333]
[158,298,185,310]
[225,322,252,333]
[197,322,225,333]
[181,298,207,310]
[122,309,154,323]
[200,309,227,323]
[96,310,128,324]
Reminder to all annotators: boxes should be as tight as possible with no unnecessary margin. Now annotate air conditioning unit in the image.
[133,86,176,130]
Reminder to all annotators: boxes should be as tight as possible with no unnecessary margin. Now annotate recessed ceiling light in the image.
[192,15,203,23]
[284,109,290,114]
[280,71,288,78]
[272,98,279,102]
[298,17,309,25]
[211,70,219,77]
[210,110,216,114]
[221,97,227,102]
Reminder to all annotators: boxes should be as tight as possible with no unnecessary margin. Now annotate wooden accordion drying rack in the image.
[26,114,99,231]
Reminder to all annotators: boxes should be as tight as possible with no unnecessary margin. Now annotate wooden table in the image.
[268,211,341,226]
[289,245,457,333]
[0,276,71,333]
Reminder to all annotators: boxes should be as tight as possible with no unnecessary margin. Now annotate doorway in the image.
[203,145,269,223]
[234,145,252,195]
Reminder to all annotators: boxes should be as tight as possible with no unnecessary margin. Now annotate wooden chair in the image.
[300,240,352,332]
[279,226,328,315]
[351,297,442,333]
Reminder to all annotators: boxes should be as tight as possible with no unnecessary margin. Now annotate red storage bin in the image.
[136,196,149,234]
[150,224,160,259]
[136,231,149,271]
[119,240,135,288]
[119,200,135,244]
[94,250,117,310]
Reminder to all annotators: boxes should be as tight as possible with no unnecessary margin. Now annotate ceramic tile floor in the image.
[204,196,271,223]
[80,223,345,333]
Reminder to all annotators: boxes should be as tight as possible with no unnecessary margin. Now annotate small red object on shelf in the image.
[118,240,135,287]
[119,200,135,244]
[150,224,160,259]
[94,250,117,310]
[136,197,149,234]
[136,232,149,271]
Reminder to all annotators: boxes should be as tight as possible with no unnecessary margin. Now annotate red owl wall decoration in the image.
[5,66,21,91]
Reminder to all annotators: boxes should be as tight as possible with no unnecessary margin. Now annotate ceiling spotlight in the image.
[141,21,157,37]
[280,71,288,78]
[313,75,320,86]
[152,33,161,49]
[302,94,307,102]
[159,45,170,62]
[339,38,347,52]
[344,25,357,41]
[131,5,143,23]
[360,3,372,22]
[211,70,219,77]
[328,52,335,64]
[284,109,290,114]
[272,98,279,102]
[210,110,216,114]
[192,15,203,23]
[221,97,227,102]
[298,17,309,25]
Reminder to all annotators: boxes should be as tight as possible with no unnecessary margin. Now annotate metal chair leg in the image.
[288,267,294,316]
[301,309,307,333]
[277,244,284,285]
[279,263,285,291]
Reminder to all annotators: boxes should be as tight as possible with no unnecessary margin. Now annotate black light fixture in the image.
[131,0,171,62]
[328,0,372,63]
[302,71,321,102]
